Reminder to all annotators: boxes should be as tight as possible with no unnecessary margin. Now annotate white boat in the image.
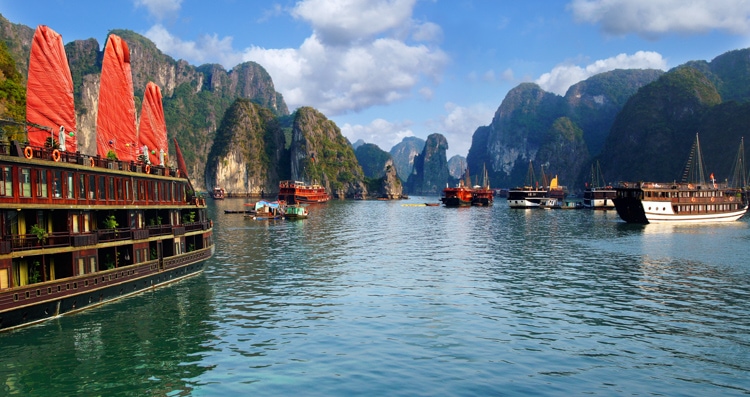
[613,134,748,223]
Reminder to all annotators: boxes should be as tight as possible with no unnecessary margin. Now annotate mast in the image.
[681,133,707,187]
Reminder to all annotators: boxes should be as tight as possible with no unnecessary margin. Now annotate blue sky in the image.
[2,1,750,158]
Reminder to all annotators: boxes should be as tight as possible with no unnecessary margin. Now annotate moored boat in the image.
[507,161,547,208]
[441,179,473,207]
[284,204,309,219]
[249,200,284,220]
[471,165,494,206]
[583,161,616,210]
[278,180,330,204]
[0,27,214,332]
[211,187,225,200]
[613,134,748,223]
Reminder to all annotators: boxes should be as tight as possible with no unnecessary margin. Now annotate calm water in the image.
[2,198,750,396]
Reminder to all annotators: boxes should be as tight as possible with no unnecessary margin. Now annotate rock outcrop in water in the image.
[405,133,450,195]
[290,107,367,199]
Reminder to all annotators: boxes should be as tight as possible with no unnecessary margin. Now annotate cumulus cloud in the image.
[340,118,416,151]
[428,102,496,157]
[535,51,667,95]
[243,28,448,115]
[291,0,417,45]
[569,0,750,37]
[134,0,182,20]
[145,24,242,66]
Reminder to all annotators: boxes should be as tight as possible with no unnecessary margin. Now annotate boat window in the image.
[72,213,79,233]
[98,176,105,200]
[88,175,96,199]
[125,179,131,201]
[66,172,74,199]
[90,257,96,273]
[0,166,12,196]
[52,170,62,198]
[83,212,90,232]
[20,168,31,197]
[35,169,47,198]
[108,177,114,200]
[78,174,86,199]
[116,178,123,201]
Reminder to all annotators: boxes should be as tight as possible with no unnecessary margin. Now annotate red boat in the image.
[278,180,330,204]
[441,180,473,207]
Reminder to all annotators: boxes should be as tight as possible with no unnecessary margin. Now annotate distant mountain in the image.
[597,64,746,183]
[355,143,393,179]
[352,139,366,150]
[389,136,425,182]
[405,133,449,195]
[466,69,663,189]
[447,155,466,180]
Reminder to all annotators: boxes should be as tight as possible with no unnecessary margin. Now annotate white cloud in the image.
[144,0,447,117]
[244,33,448,115]
[535,51,667,95]
[145,24,242,66]
[134,0,182,20]
[291,0,417,45]
[569,0,750,37]
[428,102,496,157]
[340,118,415,151]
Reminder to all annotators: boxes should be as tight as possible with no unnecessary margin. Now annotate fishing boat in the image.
[583,161,616,210]
[0,27,214,332]
[471,165,494,206]
[441,180,473,207]
[278,180,330,204]
[249,200,284,220]
[614,134,748,223]
[507,161,548,208]
[284,204,309,219]
[211,187,225,200]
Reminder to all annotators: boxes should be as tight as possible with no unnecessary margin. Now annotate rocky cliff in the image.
[378,159,403,199]
[204,99,287,196]
[405,133,449,195]
[389,136,425,183]
[467,69,662,189]
[290,107,367,199]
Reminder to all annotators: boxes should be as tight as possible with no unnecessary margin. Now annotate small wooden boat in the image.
[248,200,284,220]
[284,204,309,219]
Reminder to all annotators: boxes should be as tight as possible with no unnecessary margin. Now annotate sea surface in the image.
[2,198,750,396]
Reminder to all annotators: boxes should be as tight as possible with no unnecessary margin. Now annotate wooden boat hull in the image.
[0,247,212,332]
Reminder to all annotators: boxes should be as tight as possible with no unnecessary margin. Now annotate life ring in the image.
[145,164,151,174]
[710,197,715,203]
[691,197,696,203]
[688,184,694,189]
[730,196,735,202]
[89,157,95,167]
[24,147,33,159]
[52,149,61,162]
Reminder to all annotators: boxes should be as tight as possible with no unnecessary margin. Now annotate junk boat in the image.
[211,187,225,200]
[441,180,473,207]
[583,161,616,210]
[0,26,214,332]
[278,180,330,204]
[471,165,494,206]
[507,161,548,208]
[613,134,748,223]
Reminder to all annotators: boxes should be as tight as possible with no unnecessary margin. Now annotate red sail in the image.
[173,138,189,178]
[138,82,168,165]
[26,25,76,151]
[97,34,137,162]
